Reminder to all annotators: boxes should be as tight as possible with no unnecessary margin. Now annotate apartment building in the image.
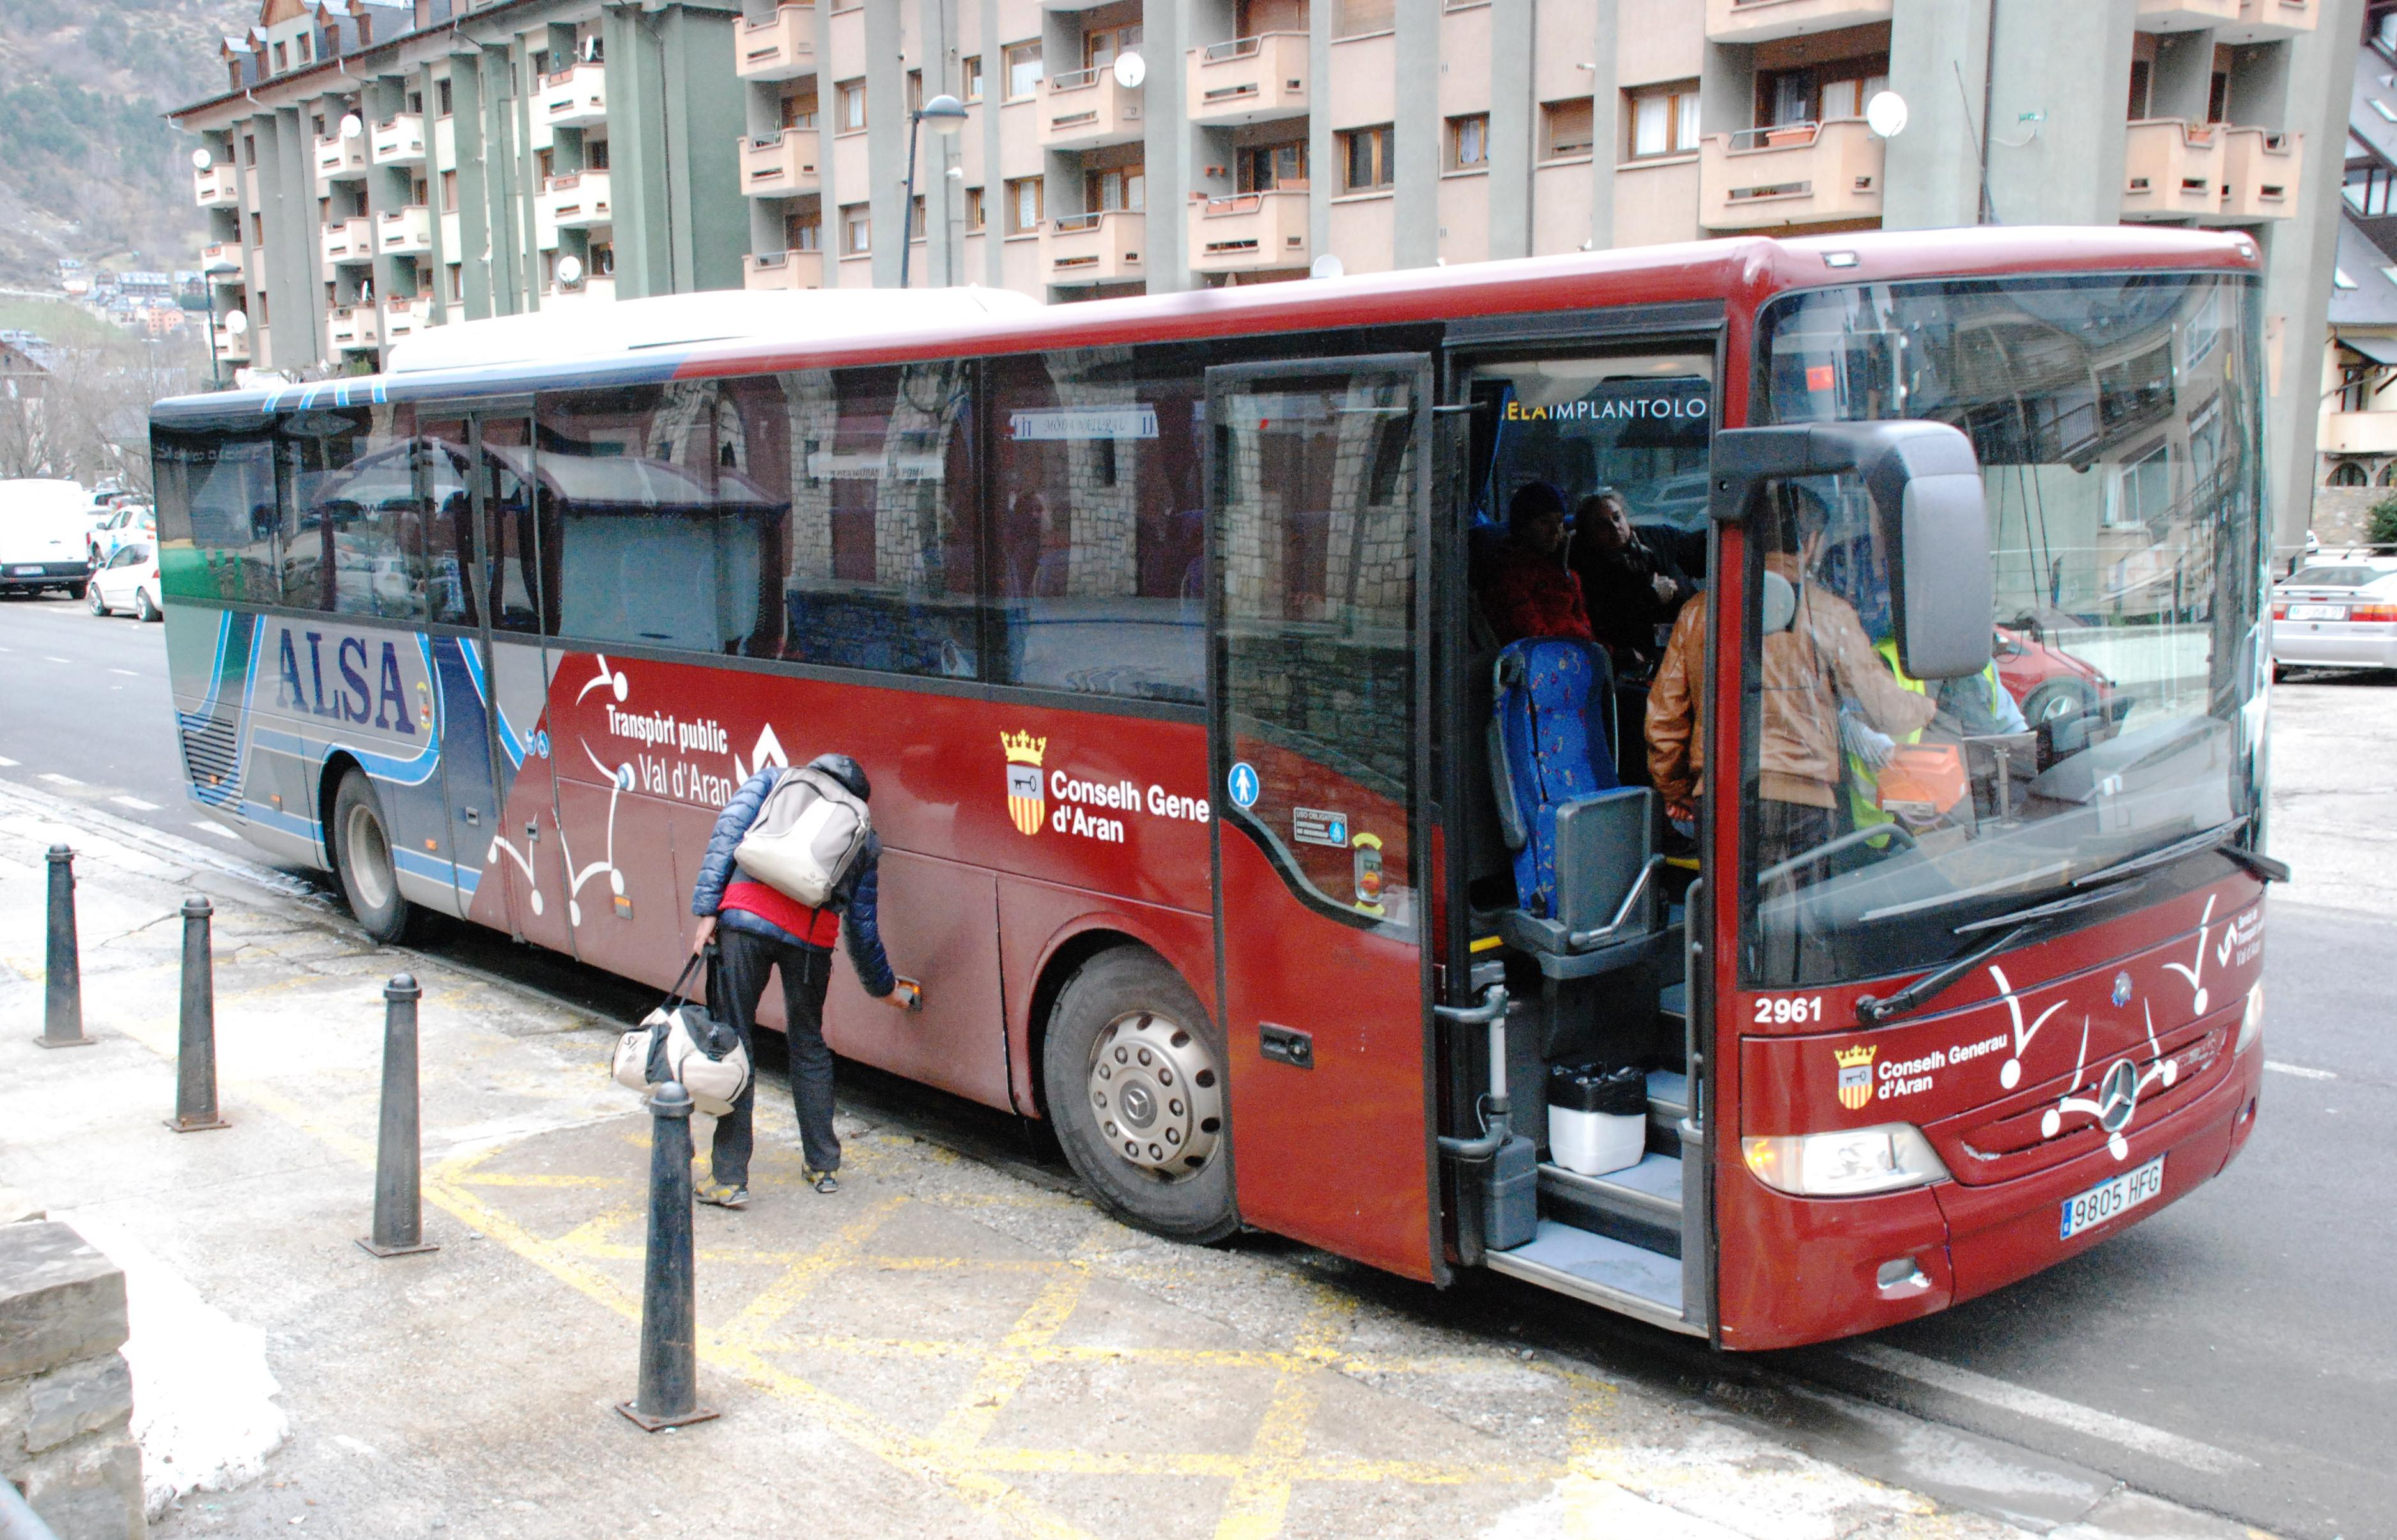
[176,0,2354,553]
[2313,1,2397,542]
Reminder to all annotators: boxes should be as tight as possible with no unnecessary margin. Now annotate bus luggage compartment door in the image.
[1203,355,1440,1282]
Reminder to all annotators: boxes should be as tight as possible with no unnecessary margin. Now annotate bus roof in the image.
[153,225,2258,427]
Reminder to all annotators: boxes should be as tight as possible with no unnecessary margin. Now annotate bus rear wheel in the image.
[1042,948,1237,1244]
[332,769,414,944]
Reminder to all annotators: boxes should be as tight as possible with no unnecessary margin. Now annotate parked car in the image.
[2269,556,2397,677]
[1,479,95,597]
[85,540,161,621]
[1992,624,2115,723]
[88,504,154,566]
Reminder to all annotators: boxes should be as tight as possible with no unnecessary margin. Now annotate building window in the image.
[2329,460,2370,487]
[1084,24,1141,70]
[842,202,870,254]
[965,185,985,231]
[1339,126,1392,192]
[911,194,927,241]
[785,210,821,250]
[1335,0,1394,36]
[297,31,312,63]
[1755,58,1886,128]
[1236,0,1308,32]
[1543,98,1594,160]
[440,169,458,212]
[962,55,983,102]
[837,79,867,132]
[447,264,462,302]
[1005,41,1043,101]
[273,41,287,72]
[1628,81,1701,158]
[1237,140,1306,192]
[436,79,452,117]
[407,89,423,114]
[590,242,614,275]
[587,137,610,169]
[907,69,923,115]
[1086,164,1145,212]
[243,133,257,165]
[1006,176,1044,235]
[250,212,265,245]
[781,89,817,129]
[1447,113,1489,171]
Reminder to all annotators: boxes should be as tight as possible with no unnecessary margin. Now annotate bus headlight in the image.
[2236,982,2263,1056]
[1742,1124,1951,1197]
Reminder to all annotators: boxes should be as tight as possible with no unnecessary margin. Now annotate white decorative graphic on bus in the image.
[2163,894,2219,1015]
[1987,964,2068,1091]
[2041,1002,2180,1164]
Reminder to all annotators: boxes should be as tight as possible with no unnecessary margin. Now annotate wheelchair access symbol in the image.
[1227,761,1260,811]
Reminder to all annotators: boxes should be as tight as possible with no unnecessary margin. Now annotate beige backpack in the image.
[732,766,873,908]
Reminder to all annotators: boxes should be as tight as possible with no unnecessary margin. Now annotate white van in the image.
[1,479,96,597]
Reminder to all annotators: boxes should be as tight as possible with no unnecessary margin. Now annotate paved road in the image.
[4,594,2390,1539]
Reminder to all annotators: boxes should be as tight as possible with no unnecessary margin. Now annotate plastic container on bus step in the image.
[1547,1063,1649,1177]
[1481,1134,1539,1251]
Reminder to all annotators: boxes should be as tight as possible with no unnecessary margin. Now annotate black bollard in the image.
[358,974,437,1258]
[615,1081,717,1431]
[35,845,91,1049]
[165,897,228,1133]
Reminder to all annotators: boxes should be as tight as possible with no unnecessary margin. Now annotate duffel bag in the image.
[610,954,751,1118]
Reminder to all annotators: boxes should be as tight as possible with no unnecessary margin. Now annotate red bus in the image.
[151,226,2279,1348]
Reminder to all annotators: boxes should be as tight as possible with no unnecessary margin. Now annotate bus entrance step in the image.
[1483,1218,1688,1330]
[1646,1068,1688,1157]
[1658,981,1687,1028]
[1537,1153,1681,1258]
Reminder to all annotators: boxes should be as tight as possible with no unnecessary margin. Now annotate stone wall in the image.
[2307,485,2389,551]
[0,1220,145,1540]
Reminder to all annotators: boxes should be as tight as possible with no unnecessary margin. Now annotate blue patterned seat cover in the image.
[1493,638,1617,918]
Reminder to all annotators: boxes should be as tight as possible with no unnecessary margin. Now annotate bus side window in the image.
[155,427,279,607]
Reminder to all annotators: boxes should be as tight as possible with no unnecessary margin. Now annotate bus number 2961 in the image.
[1753,995,1824,1026]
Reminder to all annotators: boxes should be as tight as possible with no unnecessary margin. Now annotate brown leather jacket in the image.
[1646,559,1937,810]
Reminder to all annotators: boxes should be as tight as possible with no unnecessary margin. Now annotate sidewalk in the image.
[0,783,2267,1540]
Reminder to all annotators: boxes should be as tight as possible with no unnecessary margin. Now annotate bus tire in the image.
[1042,947,1237,1244]
[331,769,414,944]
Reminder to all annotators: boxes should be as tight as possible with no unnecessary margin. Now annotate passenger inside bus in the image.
[1567,489,1693,675]
[1476,482,1594,645]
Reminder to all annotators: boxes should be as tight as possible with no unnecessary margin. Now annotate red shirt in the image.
[1481,543,1594,645]
[721,879,841,948]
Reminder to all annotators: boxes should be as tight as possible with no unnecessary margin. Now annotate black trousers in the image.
[710,925,840,1185]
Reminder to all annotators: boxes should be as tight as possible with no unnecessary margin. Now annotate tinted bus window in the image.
[989,346,1205,704]
[155,426,279,604]
[280,405,435,620]
[1469,357,1715,571]
[725,364,979,678]
[540,383,773,654]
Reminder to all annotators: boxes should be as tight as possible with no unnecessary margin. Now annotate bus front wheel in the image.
[332,769,414,945]
[1042,947,1237,1244]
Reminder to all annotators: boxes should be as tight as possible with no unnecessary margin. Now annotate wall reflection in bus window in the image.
[155,426,279,606]
[277,404,436,620]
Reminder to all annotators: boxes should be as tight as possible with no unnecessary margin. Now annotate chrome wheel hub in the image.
[346,804,392,911]
[1086,1010,1223,1178]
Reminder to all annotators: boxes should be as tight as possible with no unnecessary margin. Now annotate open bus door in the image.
[1203,355,1443,1282]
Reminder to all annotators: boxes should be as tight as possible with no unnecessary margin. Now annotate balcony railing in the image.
[2122,118,2224,220]
[194,164,240,208]
[314,133,367,187]
[321,215,374,265]
[1699,119,1885,229]
[200,242,242,274]
[378,204,433,254]
[370,114,426,166]
[329,304,380,350]
[382,295,433,339]
[542,63,608,128]
[735,3,815,81]
[1185,32,1307,125]
[543,171,613,229]
[744,250,824,289]
[739,129,821,197]
[2138,0,2314,38]
[547,273,618,307]
[1040,69,1143,149]
[2217,126,2302,220]
[1188,189,1309,272]
[1047,210,1145,284]
[1704,0,1893,43]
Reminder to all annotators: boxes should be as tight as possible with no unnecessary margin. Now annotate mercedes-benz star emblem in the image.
[2097,1059,2141,1133]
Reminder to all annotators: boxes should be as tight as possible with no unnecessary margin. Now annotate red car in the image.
[1992,624,2113,724]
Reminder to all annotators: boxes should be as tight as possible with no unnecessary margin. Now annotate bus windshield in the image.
[1741,273,2267,988]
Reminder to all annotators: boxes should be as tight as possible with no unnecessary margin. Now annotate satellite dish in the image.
[191,146,213,171]
[225,309,250,336]
[1309,253,1345,281]
[340,112,364,140]
[1865,90,1909,139]
[1112,50,1146,90]
[555,253,584,288]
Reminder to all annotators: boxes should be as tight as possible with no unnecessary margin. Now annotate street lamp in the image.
[900,93,969,291]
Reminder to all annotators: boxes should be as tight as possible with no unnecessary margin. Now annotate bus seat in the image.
[1487,639,1660,977]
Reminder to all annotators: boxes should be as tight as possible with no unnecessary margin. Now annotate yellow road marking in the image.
[1213,1293,1355,1540]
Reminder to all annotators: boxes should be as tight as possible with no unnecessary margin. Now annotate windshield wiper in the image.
[2069,816,2254,891]
[1855,882,2146,1028]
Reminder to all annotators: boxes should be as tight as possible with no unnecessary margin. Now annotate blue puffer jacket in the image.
[690,764,894,997]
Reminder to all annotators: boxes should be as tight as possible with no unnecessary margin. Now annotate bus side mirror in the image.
[1709,420,1993,681]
